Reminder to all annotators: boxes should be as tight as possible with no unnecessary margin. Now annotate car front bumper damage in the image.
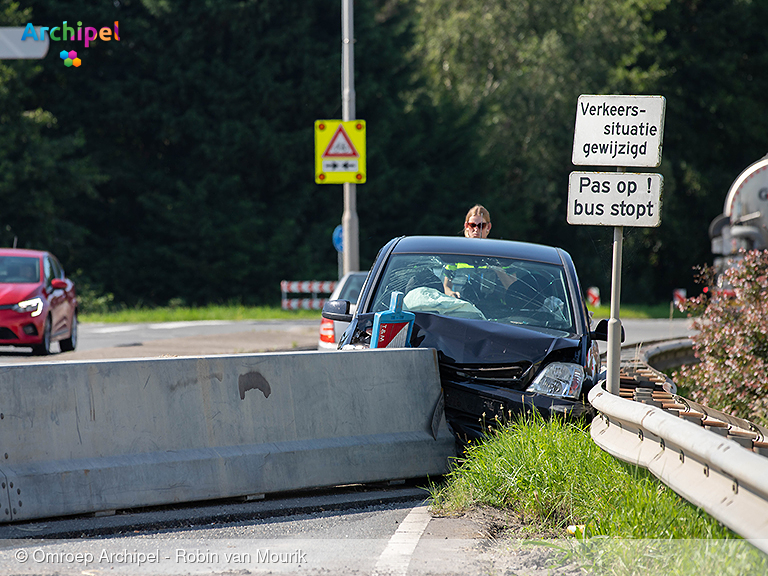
[442,379,595,442]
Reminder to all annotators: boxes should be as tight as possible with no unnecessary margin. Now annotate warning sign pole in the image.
[341,0,360,274]
[606,222,624,396]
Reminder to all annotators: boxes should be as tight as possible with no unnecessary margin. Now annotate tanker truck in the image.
[709,154,768,283]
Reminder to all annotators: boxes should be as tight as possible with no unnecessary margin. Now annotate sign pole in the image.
[341,0,359,274]
[607,163,627,396]
[606,224,624,395]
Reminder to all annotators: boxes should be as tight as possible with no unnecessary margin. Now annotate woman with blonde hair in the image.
[462,204,491,238]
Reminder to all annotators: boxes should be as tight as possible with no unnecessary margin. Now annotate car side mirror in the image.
[51,278,67,290]
[590,318,625,343]
[322,299,352,322]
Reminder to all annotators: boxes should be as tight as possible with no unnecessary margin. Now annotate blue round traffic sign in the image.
[332,225,343,253]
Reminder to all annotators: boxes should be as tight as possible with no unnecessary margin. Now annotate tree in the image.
[0,0,103,264]
[409,0,670,301]
[636,0,768,302]
[22,0,488,306]
[408,0,768,305]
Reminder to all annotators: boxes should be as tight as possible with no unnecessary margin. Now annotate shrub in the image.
[71,274,116,316]
[674,250,768,425]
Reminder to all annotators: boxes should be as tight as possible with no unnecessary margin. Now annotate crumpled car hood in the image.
[410,312,581,366]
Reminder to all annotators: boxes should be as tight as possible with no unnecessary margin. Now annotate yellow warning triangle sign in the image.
[322,125,359,158]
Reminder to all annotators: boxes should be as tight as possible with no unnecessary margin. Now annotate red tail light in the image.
[319,318,335,343]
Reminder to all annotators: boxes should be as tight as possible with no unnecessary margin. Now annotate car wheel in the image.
[32,316,52,356]
[60,312,78,352]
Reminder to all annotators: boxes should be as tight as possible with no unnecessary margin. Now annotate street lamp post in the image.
[341,0,359,274]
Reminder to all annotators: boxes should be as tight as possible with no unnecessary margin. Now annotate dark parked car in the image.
[322,236,610,442]
[0,248,78,355]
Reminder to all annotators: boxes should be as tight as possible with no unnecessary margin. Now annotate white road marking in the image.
[89,326,137,334]
[88,321,236,334]
[372,505,431,576]
[147,321,234,330]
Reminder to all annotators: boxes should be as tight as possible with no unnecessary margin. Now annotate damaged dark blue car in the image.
[322,236,611,442]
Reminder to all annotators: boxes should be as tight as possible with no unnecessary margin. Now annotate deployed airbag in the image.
[403,287,486,320]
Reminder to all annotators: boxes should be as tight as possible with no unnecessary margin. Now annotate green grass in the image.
[430,414,767,574]
[588,302,690,319]
[431,414,726,538]
[80,304,320,324]
[79,301,685,324]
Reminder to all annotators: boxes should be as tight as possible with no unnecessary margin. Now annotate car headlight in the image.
[527,362,585,399]
[13,297,44,317]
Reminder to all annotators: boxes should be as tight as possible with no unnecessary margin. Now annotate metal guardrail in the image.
[589,354,768,554]
[635,337,697,372]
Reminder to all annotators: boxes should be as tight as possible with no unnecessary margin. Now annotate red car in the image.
[0,248,78,355]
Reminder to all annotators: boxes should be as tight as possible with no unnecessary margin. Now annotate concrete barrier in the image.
[0,348,454,523]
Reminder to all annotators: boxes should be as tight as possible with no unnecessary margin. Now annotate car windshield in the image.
[371,253,575,332]
[0,256,40,283]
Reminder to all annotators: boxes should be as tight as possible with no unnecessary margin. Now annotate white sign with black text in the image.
[572,95,666,167]
[567,172,663,227]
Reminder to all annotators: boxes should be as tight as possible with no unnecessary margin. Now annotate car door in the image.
[53,255,76,333]
[44,255,68,337]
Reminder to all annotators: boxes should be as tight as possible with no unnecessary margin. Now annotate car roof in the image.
[0,248,46,258]
[389,236,565,265]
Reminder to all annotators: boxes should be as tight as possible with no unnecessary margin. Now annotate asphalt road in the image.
[0,486,571,575]
[0,319,322,363]
[0,317,696,364]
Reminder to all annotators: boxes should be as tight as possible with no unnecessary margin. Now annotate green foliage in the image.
[0,1,104,259]
[15,0,488,307]
[410,0,768,305]
[588,302,689,319]
[409,0,668,245]
[72,275,115,316]
[634,0,768,305]
[26,0,343,305]
[674,250,768,425]
[567,538,768,576]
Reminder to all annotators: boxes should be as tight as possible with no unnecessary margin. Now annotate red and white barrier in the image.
[281,280,337,310]
[587,286,601,307]
[673,288,687,308]
[281,298,327,310]
[281,281,337,294]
